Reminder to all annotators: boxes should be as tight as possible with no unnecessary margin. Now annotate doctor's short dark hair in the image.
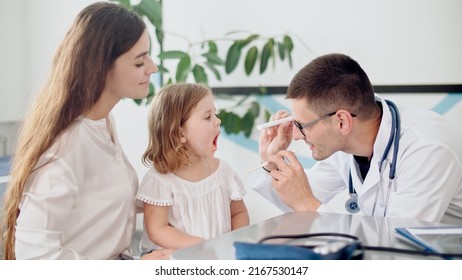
[286,53,379,120]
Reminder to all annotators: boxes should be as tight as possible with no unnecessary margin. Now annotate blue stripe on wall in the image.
[257,95,290,112]
[431,93,462,114]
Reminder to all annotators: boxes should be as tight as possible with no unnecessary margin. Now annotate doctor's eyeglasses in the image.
[294,111,357,137]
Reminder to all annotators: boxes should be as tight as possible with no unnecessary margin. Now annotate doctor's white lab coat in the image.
[251,96,462,225]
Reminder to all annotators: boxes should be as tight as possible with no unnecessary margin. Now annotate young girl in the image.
[136,83,249,254]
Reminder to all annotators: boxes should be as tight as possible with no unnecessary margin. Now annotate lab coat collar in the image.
[349,95,394,194]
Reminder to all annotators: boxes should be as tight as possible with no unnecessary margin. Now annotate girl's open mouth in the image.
[213,133,219,151]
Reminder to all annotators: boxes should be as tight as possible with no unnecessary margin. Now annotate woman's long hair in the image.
[1,2,146,259]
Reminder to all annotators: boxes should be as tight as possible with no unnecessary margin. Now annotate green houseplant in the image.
[111,0,295,137]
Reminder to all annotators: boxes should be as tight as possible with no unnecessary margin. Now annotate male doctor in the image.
[253,53,462,225]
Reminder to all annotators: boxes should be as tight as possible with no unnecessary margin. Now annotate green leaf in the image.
[230,113,243,134]
[176,56,191,82]
[205,62,222,81]
[134,0,163,44]
[249,101,260,116]
[208,41,218,53]
[201,52,225,65]
[218,110,242,135]
[277,42,285,61]
[134,0,162,27]
[264,109,272,122]
[241,34,259,47]
[158,50,188,60]
[244,47,258,75]
[133,98,142,105]
[259,87,268,94]
[288,51,293,68]
[157,64,169,74]
[224,30,243,36]
[283,35,294,52]
[260,39,274,74]
[192,64,208,84]
[225,41,242,74]
[155,28,164,46]
[145,82,156,105]
[283,35,294,68]
[242,111,255,137]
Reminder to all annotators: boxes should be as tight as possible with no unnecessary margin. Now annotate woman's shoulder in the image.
[42,121,82,158]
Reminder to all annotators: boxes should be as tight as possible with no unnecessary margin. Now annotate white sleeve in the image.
[135,170,173,206]
[307,157,347,204]
[247,168,293,213]
[15,158,88,260]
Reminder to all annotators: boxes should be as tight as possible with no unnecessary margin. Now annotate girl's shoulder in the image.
[213,158,240,178]
[142,167,174,182]
[214,157,230,172]
[213,158,246,198]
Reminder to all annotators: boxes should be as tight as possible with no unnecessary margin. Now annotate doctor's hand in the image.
[259,110,293,163]
[267,150,321,212]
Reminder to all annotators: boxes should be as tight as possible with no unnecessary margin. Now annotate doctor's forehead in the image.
[291,99,317,118]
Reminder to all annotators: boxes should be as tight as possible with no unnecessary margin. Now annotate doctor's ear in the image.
[336,110,354,135]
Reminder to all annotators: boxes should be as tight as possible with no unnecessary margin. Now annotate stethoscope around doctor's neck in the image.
[345,99,401,216]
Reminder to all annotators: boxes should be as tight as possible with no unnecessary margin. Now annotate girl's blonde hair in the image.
[1,2,146,259]
[142,83,212,174]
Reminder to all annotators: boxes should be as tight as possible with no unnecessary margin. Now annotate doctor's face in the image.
[291,98,343,161]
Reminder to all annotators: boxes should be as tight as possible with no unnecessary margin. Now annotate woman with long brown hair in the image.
[2,2,158,259]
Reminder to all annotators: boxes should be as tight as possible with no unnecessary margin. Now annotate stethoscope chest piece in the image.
[345,193,360,214]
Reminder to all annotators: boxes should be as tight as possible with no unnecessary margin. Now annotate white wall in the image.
[0,0,95,153]
[163,0,462,86]
[1,0,462,224]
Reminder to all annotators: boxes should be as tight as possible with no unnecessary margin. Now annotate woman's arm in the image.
[15,158,87,259]
[230,200,249,230]
[143,203,204,249]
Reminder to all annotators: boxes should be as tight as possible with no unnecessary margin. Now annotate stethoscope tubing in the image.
[348,100,401,216]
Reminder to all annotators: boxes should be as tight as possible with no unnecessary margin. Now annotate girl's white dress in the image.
[135,159,246,254]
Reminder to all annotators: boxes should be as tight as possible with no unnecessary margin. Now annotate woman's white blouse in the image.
[15,116,138,259]
[136,160,246,253]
